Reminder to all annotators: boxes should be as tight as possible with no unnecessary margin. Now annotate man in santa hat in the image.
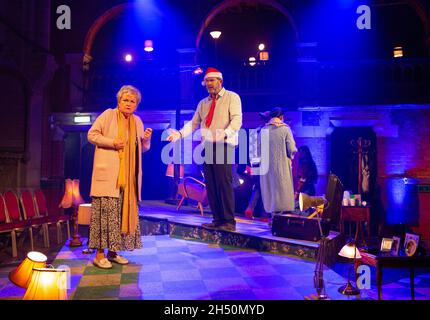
[167,67,242,231]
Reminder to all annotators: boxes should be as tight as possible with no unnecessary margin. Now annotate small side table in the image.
[355,252,430,300]
[340,206,371,246]
[78,203,92,225]
[77,203,94,254]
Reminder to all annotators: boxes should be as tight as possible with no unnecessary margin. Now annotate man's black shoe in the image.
[218,223,236,232]
[202,222,222,229]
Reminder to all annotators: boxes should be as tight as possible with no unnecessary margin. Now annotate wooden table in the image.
[355,252,430,300]
[340,206,371,246]
[77,203,92,225]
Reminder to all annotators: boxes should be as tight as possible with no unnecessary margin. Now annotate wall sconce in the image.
[59,179,84,247]
[209,30,222,39]
[393,46,403,58]
[23,267,68,300]
[259,51,269,61]
[9,251,47,288]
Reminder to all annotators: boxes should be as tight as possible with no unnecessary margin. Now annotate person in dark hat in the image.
[259,107,297,225]
[167,67,243,232]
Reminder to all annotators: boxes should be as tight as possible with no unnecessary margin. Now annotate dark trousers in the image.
[203,143,236,224]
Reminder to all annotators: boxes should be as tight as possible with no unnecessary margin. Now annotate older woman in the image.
[87,85,152,269]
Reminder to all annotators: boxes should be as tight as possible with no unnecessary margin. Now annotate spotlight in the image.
[124,54,133,62]
[258,43,265,51]
[249,57,256,67]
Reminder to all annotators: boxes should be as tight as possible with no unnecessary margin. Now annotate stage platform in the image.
[139,201,344,266]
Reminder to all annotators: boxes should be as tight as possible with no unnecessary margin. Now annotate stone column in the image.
[297,42,318,106]
[177,48,198,110]
[66,53,85,112]
[23,56,58,188]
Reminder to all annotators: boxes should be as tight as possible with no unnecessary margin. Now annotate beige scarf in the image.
[117,109,138,235]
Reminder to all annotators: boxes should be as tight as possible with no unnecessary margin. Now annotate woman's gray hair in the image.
[116,85,142,105]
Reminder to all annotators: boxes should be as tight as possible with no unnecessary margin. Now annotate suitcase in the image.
[271,214,330,241]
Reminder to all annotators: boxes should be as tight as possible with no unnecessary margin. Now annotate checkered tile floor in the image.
[1,234,430,300]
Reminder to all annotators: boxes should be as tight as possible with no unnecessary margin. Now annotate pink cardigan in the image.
[87,108,151,199]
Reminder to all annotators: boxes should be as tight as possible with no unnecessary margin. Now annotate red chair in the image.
[177,176,208,216]
[19,190,50,248]
[0,194,19,257]
[34,189,71,244]
[3,190,33,252]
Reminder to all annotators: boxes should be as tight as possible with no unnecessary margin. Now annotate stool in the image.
[340,206,371,246]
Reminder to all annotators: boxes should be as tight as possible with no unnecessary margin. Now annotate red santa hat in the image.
[201,67,223,86]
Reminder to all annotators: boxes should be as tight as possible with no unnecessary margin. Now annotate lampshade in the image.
[23,268,68,300]
[338,242,362,259]
[59,179,84,209]
[338,242,361,295]
[9,251,47,288]
[299,193,327,212]
[165,164,184,179]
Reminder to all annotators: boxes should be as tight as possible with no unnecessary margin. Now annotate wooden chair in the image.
[0,194,19,257]
[177,176,208,216]
[34,189,71,244]
[3,190,33,253]
[19,190,50,248]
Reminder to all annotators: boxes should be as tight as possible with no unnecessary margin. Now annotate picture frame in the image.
[390,236,401,256]
[380,238,393,252]
[404,233,420,257]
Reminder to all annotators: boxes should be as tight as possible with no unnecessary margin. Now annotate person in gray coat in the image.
[259,107,297,223]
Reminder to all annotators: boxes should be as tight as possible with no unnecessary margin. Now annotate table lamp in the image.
[9,251,47,288]
[338,241,362,295]
[23,267,68,300]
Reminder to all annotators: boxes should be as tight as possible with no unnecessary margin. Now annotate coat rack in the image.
[350,137,371,194]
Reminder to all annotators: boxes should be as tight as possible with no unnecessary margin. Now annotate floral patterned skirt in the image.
[88,194,142,252]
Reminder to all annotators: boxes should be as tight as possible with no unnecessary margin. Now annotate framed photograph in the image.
[404,233,420,257]
[390,236,401,256]
[380,238,393,252]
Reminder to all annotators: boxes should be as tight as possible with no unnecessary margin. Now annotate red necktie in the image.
[205,95,216,127]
